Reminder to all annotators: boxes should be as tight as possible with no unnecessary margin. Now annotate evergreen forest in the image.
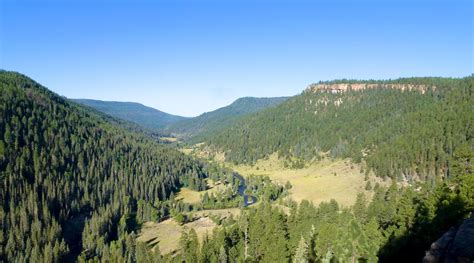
[1,71,473,262]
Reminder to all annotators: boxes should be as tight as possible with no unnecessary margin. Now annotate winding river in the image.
[232,172,257,206]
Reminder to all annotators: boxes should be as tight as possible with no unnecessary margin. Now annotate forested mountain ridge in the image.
[306,82,432,93]
[206,77,474,182]
[165,96,288,141]
[2,71,472,262]
[0,71,212,262]
[72,99,187,131]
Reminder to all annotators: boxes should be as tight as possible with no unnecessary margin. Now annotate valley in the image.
[180,147,384,207]
[230,154,382,207]
[3,1,472,262]
[134,151,384,256]
[1,71,472,263]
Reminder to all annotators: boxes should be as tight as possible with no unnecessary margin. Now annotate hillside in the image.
[73,99,187,130]
[0,71,210,262]
[166,96,288,140]
[206,77,474,181]
[1,71,473,263]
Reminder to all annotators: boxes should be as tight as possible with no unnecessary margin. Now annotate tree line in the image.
[176,146,473,262]
[0,71,219,262]
[206,77,473,182]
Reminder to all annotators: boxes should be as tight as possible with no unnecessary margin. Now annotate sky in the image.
[1,0,472,117]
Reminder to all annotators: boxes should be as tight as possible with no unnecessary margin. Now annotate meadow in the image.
[229,154,384,207]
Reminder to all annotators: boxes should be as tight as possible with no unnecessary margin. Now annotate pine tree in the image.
[180,228,199,262]
[218,245,228,263]
[293,236,309,263]
[135,241,153,263]
[353,193,367,223]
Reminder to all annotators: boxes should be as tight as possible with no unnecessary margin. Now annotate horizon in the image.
[70,73,472,118]
[3,68,474,117]
[1,1,474,261]
[1,0,472,117]
[71,95,292,117]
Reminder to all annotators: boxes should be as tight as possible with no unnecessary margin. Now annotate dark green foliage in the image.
[174,213,186,225]
[247,203,290,262]
[179,147,473,262]
[0,71,209,262]
[201,190,244,210]
[3,70,473,262]
[245,174,287,202]
[73,99,187,130]
[179,229,199,262]
[206,77,474,181]
[166,97,288,141]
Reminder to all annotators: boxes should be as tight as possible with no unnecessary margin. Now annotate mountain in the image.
[1,71,473,263]
[0,71,210,261]
[72,99,187,131]
[205,77,474,181]
[166,96,288,140]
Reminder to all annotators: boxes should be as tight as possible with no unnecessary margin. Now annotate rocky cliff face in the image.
[423,213,474,263]
[306,83,433,94]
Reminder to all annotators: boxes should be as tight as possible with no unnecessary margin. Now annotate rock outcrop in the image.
[423,213,474,263]
[306,83,433,94]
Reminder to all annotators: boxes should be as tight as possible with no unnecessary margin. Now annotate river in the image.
[232,172,257,206]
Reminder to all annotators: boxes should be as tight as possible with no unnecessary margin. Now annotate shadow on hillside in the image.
[62,212,89,263]
[378,195,468,263]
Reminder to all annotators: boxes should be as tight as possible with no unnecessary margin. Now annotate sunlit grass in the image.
[228,154,385,207]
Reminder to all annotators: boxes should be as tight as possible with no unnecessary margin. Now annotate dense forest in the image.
[166,97,288,141]
[206,77,474,182]
[0,71,217,262]
[177,153,474,262]
[1,71,472,262]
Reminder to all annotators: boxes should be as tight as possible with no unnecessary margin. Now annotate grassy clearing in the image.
[137,220,182,255]
[176,179,226,204]
[159,137,178,143]
[180,144,385,207]
[180,147,193,155]
[229,154,385,207]
[192,208,241,219]
[176,188,203,204]
[137,208,240,255]
[137,217,219,256]
[180,144,226,162]
[186,217,218,242]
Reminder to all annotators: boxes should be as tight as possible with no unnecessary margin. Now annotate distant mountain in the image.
[166,96,289,140]
[72,99,187,130]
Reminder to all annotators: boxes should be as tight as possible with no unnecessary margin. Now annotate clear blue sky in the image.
[1,0,472,117]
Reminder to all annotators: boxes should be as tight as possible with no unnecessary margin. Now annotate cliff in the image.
[423,213,474,263]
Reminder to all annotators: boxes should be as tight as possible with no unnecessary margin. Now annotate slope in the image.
[0,71,209,262]
[166,96,288,140]
[205,77,474,181]
[73,99,187,130]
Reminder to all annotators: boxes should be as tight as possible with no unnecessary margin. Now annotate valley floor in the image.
[139,149,387,256]
[228,154,384,207]
[176,179,226,204]
[181,147,385,207]
[137,208,240,255]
